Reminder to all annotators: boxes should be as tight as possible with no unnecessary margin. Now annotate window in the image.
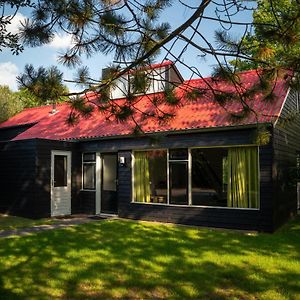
[297,92,300,111]
[129,71,150,95]
[54,155,67,187]
[133,147,259,209]
[169,149,188,205]
[191,148,228,207]
[102,154,117,191]
[82,153,96,190]
[133,150,167,203]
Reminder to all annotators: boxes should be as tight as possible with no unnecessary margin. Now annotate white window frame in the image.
[131,145,260,210]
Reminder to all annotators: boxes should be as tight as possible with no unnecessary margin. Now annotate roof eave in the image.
[0,122,38,131]
[64,122,273,142]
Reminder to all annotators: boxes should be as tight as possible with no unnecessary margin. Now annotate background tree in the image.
[0,0,34,54]
[0,86,24,122]
[0,85,49,122]
[17,64,69,110]
[229,0,300,78]
[16,88,47,108]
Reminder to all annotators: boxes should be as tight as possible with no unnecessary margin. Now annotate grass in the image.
[0,214,59,231]
[0,217,299,300]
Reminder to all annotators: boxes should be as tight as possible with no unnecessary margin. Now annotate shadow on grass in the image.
[0,216,299,299]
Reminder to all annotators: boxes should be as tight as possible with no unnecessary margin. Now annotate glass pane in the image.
[54,155,67,187]
[227,147,259,208]
[83,153,96,162]
[191,148,227,206]
[169,162,188,205]
[134,150,167,203]
[83,164,96,189]
[103,155,117,191]
[169,149,188,160]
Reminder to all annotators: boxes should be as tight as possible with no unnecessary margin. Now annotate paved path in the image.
[0,216,106,238]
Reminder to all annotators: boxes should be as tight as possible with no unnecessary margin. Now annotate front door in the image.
[101,153,118,214]
[51,151,71,217]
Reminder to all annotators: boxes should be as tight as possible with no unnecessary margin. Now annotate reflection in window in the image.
[83,164,96,190]
[191,148,227,207]
[82,153,96,190]
[133,147,259,209]
[54,155,67,187]
[102,154,117,191]
[134,150,167,203]
[169,148,188,160]
[169,162,188,205]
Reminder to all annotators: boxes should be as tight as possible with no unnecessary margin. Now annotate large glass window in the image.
[134,150,167,203]
[133,147,259,209]
[82,153,96,190]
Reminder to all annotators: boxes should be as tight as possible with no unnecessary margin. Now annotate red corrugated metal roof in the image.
[0,69,288,141]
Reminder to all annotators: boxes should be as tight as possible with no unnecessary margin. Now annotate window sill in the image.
[130,201,260,211]
[81,189,96,192]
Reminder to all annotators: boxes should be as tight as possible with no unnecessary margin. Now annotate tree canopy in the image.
[0,0,34,54]
[0,86,24,122]
[2,1,300,128]
[231,0,300,80]
[17,64,69,107]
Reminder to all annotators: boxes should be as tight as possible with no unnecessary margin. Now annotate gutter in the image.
[64,122,273,143]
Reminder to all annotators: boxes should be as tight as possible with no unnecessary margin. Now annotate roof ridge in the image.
[22,102,68,112]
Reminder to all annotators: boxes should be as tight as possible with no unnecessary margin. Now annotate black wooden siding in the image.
[80,127,275,232]
[79,127,256,152]
[2,105,297,232]
[272,89,300,229]
[0,138,82,218]
[0,139,37,217]
[35,139,96,215]
[116,145,274,232]
[35,139,81,217]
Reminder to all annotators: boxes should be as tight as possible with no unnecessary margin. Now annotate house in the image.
[0,61,299,232]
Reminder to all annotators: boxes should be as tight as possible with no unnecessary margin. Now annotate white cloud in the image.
[48,33,74,49]
[0,62,19,91]
[7,13,27,34]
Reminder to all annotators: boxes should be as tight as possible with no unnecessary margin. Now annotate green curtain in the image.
[227,147,259,208]
[134,152,151,202]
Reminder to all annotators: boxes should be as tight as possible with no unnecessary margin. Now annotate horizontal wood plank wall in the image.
[0,139,37,217]
[78,191,96,214]
[35,139,79,217]
[79,128,275,232]
[79,127,256,152]
[273,89,300,229]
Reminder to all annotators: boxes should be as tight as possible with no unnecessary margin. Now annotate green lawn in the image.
[0,214,59,231]
[0,217,299,300]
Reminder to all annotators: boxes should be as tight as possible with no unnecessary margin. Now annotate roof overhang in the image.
[63,122,273,142]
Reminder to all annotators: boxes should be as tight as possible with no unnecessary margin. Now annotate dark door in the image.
[101,153,118,214]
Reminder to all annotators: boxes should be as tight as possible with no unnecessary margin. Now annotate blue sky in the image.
[0,2,253,92]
